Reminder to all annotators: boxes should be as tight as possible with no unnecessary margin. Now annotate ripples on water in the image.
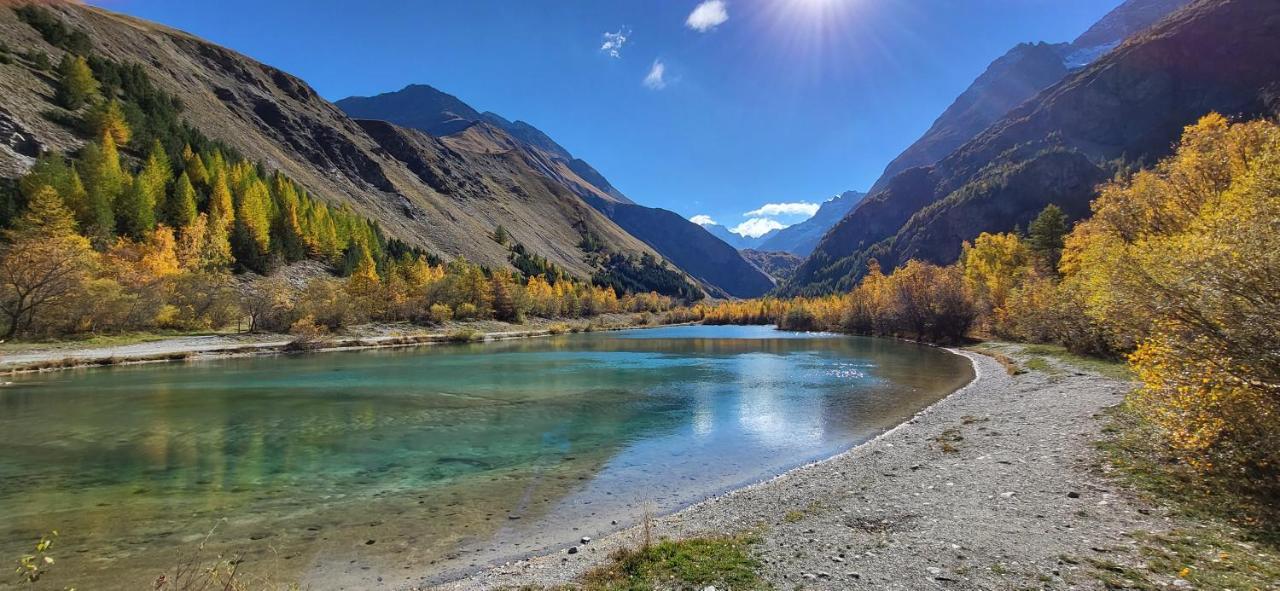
[0,325,972,590]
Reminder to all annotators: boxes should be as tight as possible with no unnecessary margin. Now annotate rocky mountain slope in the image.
[868,0,1192,194]
[739,249,803,284]
[0,2,718,294]
[337,84,773,298]
[756,190,866,257]
[789,0,1280,294]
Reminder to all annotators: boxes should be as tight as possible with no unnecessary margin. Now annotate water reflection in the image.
[0,325,972,590]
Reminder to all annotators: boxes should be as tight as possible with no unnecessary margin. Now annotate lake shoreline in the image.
[0,315,692,375]
[433,344,1164,590]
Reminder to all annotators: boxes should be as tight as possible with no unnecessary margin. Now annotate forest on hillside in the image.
[0,5,697,341]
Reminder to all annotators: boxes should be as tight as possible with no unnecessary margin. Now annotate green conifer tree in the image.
[55,54,99,110]
[166,172,198,229]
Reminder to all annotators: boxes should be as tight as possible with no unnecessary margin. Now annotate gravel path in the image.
[435,347,1172,590]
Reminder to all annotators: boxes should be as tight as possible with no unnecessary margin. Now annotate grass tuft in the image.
[579,535,765,591]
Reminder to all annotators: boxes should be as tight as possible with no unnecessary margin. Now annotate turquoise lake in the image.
[0,325,973,589]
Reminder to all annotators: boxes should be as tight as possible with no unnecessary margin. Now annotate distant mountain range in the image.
[699,223,766,250]
[757,191,866,257]
[786,0,1280,295]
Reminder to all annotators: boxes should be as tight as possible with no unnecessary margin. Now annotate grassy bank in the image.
[1086,404,1280,590]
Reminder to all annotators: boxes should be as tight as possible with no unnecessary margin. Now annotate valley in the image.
[0,0,1277,589]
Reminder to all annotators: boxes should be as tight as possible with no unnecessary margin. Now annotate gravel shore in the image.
[0,315,658,373]
[435,346,1172,590]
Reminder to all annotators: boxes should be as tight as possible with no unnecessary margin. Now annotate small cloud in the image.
[732,218,787,238]
[643,59,667,90]
[745,202,820,217]
[689,214,717,226]
[600,28,630,58]
[686,0,729,32]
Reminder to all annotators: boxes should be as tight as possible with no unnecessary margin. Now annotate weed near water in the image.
[578,535,765,591]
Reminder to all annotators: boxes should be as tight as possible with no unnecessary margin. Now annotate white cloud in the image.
[732,218,787,238]
[689,214,717,226]
[600,28,630,58]
[745,202,820,217]
[643,59,667,90]
[686,0,729,32]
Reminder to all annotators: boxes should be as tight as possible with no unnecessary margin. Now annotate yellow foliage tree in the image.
[1064,113,1280,489]
[0,186,97,337]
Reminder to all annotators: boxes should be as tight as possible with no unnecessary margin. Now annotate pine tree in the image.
[166,172,198,228]
[55,54,99,110]
[78,134,127,245]
[236,178,271,251]
[207,171,234,232]
[117,175,156,239]
[114,141,168,239]
[182,145,209,188]
[1028,204,1069,273]
[200,212,234,269]
[19,154,86,225]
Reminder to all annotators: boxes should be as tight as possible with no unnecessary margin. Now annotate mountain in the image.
[0,3,679,283]
[331,84,481,137]
[740,249,803,284]
[583,199,774,298]
[788,0,1280,295]
[694,223,767,250]
[337,84,773,298]
[756,190,866,257]
[0,3,771,300]
[868,0,1193,194]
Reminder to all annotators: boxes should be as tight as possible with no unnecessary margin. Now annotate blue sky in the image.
[90,0,1121,236]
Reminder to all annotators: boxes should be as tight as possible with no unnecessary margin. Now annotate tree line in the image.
[693,114,1278,503]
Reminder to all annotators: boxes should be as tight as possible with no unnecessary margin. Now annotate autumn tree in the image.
[77,133,128,245]
[0,187,96,337]
[960,232,1031,336]
[1059,114,1280,496]
[207,171,234,232]
[85,99,131,146]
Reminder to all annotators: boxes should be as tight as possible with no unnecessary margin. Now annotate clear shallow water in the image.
[0,325,972,590]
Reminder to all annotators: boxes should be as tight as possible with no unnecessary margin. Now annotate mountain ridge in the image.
[337,83,774,298]
[756,190,866,257]
[0,3,684,290]
[867,0,1194,194]
[787,0,1280,295]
